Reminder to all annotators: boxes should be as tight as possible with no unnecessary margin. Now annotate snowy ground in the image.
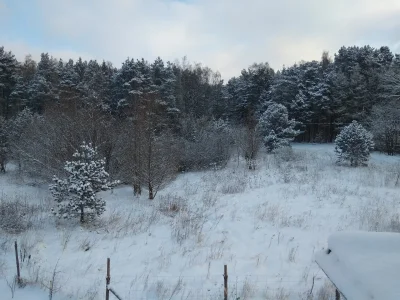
[1,144,399,300]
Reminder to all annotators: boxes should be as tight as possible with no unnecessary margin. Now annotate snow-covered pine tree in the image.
[258,102,299,153]
[0,47,19,117]
[58,58,79,102]
[29,53,59,112]
[50,142,119,223]
[335,121,374,166]
[0,117,9,173]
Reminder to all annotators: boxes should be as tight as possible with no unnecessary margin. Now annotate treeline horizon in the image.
[1,45,399,141]
[0,44,399,198]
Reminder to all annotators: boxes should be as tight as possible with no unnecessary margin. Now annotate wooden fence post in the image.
[224,264,228,300]
[106,258,110,300]
[14,241,21,284]
[335,289,340,300]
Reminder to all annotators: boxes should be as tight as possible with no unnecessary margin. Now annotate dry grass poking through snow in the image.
[0,193,51,234]
[1,144,400,299]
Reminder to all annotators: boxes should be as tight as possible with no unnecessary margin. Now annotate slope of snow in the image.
[0,280,69,300]
[0,144,399,299]
[315,231,400,300]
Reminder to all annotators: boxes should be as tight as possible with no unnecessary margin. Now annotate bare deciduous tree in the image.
[10,101,121,180]
[120,93,178,199]
[178,116,232,171]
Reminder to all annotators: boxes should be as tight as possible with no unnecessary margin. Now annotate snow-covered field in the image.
[1,144,400,300]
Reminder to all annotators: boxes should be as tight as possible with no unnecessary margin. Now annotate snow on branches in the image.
[258,102,300,153]
[335,121,374,167]
[50,142,119,223]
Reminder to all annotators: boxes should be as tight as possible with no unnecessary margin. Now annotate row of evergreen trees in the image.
[1,45,399,147]
[0,49,224,120]
[227,47,399,144]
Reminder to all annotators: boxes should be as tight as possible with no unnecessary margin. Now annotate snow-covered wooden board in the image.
[315,231,400,300]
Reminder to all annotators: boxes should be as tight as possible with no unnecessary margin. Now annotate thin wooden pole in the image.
[224,264,228,300]
[335,289,341,300]
[14,241,21,284]
[106,258,110,300]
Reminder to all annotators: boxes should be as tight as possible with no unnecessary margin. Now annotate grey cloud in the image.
[5,0,400,79]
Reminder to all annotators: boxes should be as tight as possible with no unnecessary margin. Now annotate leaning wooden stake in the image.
[224,264,228,300]
[14,241,21,284]
[335,289,340,300]
[106,258,110,300]
[109,287,123,300]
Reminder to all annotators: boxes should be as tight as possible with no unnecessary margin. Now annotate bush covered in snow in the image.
[0,194,49,234]
[0,199,35,234]
[178,117,232,171]
[50,142,119,223]
[369,101,400,155]
[335,121,374,167]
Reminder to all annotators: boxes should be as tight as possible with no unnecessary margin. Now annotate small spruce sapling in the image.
[50,142,119,223]
[258,102,299,153]
[335,121,374,167]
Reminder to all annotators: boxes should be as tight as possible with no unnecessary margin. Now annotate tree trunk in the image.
[148,182,154,200]
[80,205,85,223]
[104,149,111,173]
[133,181,141,196]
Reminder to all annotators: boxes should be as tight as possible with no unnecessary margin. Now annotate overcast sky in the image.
[1,0,400,80]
